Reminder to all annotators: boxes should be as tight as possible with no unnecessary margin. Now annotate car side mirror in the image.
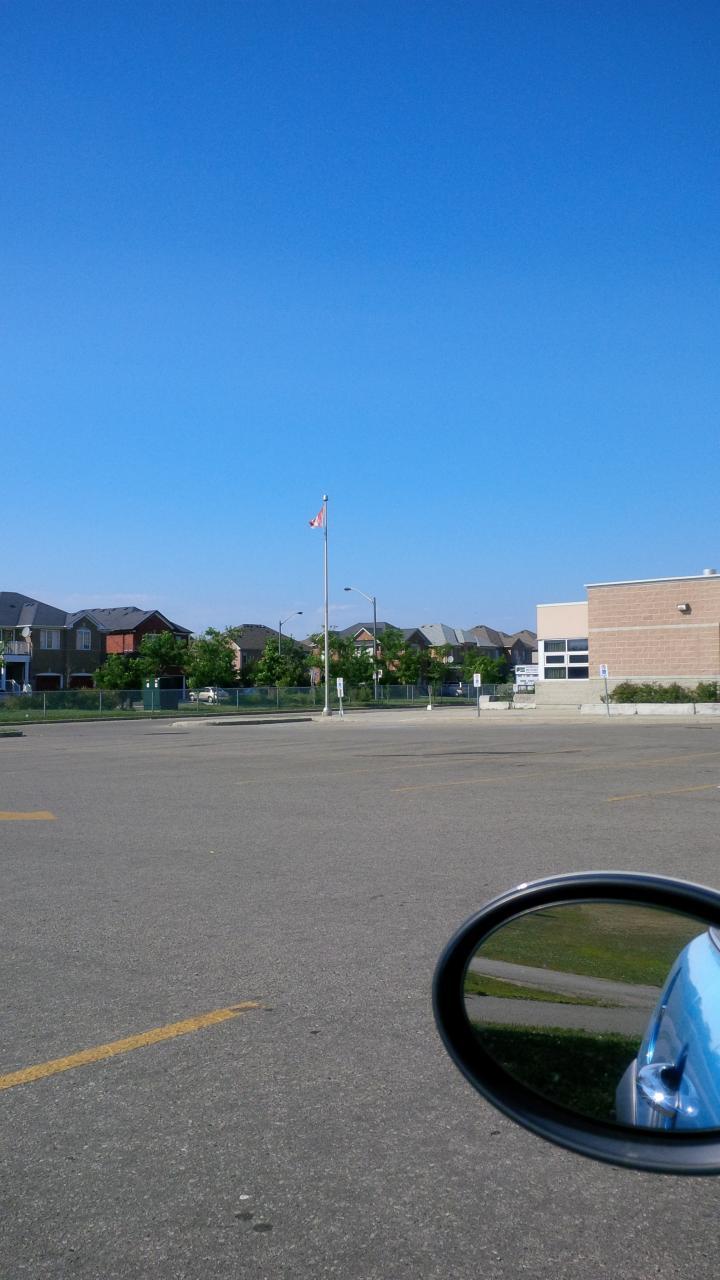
[433,872,720,1174]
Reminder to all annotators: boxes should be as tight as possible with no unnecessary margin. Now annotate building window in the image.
[544,667,567,679]
[568,667,589,680]
[567,638,589,652]
[544,639,566,653]
[40,629,61,650]
[76,628,92,651]
[544,655,565,665]
[568,653,588,664]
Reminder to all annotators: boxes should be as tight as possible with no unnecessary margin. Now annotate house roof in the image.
[502,628,537,646]
[229,624,278,650]
[0,594,191,634]
[334,621,399,639]
[469,624,506,649]
[401,628,430,647]
[81,607,191,635]
[419,623,458,647]
[0,592,70,629]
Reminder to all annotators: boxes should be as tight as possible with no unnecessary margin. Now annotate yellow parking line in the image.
[607,783,720,803]
[0,811,56,821]
[0,1001,261,1093]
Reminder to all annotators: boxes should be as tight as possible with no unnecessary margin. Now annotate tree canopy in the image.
[462,651,510,683]
[186,628,238,688]
[253,638,310,686]
[137,630,189,677]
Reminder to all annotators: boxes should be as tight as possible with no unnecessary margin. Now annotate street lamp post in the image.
[278,611,303,656]
[343,585,378,701]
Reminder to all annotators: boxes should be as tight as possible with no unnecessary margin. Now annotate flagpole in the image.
[322,494,330,716]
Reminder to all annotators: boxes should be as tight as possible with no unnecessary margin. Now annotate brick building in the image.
[536,569,720,704]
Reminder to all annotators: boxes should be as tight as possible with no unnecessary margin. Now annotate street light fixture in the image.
[278,611,303,656]
[343,585,378,701]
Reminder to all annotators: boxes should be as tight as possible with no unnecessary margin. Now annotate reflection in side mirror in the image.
[465,902,709,1129]
[433,874,720,1174]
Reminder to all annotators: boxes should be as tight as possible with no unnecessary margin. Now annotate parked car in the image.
[188,687,230,704]
[440,683,464,697]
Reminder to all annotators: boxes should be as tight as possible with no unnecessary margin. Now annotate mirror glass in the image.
[464,901,720,1130]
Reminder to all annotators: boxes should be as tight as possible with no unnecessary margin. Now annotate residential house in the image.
[85,607,191,658]
[228,624,280,673]
[501,629,537,666]
[468,624,507,659]
[334,622,429,664]
[0,593,190,690]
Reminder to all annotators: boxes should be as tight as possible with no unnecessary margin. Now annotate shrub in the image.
[695,681,720,702]
[610,681,697,703]
[662,683,695,703]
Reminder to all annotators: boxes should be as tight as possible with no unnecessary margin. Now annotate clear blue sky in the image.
[3,1,718,637]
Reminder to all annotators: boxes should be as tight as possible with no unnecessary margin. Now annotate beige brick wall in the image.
[588,578,720,678]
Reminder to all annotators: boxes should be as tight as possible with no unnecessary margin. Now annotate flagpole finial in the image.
[322,493,328,501]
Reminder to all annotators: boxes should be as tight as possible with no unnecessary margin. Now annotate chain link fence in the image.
[0,682,510,722]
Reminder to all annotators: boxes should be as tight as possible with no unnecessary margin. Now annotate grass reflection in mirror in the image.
[464,902,707,1124]
[476,903,703,986]
[476,1024,641,1122]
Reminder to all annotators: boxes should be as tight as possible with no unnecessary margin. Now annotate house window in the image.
[40,629,61,650]
[76,628,92,651]
[544,640,566,653]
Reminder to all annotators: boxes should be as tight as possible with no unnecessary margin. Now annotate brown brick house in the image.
[0,594,190,690]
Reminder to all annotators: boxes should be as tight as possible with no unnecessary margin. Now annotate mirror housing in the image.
[433,872,720,1174]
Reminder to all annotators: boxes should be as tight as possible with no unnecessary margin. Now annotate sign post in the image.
[599,664,610,717]
[473,671,482,717]
[336,676,345,718]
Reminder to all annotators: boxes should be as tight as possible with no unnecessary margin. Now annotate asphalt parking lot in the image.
[2,712,720,1279]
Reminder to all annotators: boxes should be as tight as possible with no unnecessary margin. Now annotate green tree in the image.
[377,626,405,674]
[463,651,510,684]
[137,631,189,677]
[421,650,452,688]
[307,632,374,685]
[253,638,310,687]
[94,653,145,689]
[394,647,421,684]
[186,628,238,689]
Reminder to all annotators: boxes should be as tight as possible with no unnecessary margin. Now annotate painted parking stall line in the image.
[0,1001,261,1093]
[0,811,56,821]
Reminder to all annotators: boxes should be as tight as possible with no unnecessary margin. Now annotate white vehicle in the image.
[188,687,230,704]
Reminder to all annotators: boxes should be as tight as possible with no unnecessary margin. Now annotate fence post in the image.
[236,688,239,709]
[99,689,103,717]
[43,692,46,719]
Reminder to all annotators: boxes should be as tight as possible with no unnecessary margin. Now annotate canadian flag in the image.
[309,506,324,528]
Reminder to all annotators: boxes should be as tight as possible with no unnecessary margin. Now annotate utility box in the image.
[143,677,182,710]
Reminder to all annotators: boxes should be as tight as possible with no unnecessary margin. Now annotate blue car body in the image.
[616,928,720,1130]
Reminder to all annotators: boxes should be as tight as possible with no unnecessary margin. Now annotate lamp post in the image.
[343,586,378,701]
[278,611,303,656]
